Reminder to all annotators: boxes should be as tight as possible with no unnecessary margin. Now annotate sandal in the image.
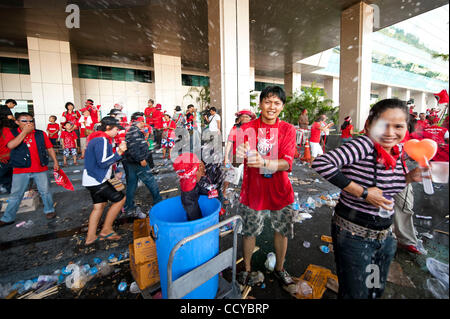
[85,236,100,246]
[99,232,121,241]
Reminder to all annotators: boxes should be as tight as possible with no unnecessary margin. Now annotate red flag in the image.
[53,169,74,191]
[434,89,449,104]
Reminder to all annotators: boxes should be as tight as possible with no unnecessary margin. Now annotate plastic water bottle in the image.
[264,252,276,271]
[378,195,394,218]
[118,281,127,292]
[292,192,300,210]
[97,261,113,277]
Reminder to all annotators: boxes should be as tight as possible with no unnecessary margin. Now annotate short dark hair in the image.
[99,116,121,131]
[50,115,57,121]
[65,102,74,110]
[15,112,33,120]
[175,105,181,111]
[87,99,94,104]
[131,111,144,121]
[148,99,154,104]
[367,98,409,127]
[210,107,217,113]
[5,99,17,106]
[259,86,286,104]
[187,104,194,110]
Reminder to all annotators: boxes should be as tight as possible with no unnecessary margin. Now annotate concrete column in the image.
[427,93,438,109]
[284,71,302,97]
[208,0,250,139]
[249,66,255,91]
[378,86,392,100]
[397,88,411,103]
[338,2,373,131]
[153,53,183,114]
[27,37,76,130]
[323,77,339,106]
[412,91,427,114]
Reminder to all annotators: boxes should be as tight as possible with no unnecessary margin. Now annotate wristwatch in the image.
[361,187,368,200]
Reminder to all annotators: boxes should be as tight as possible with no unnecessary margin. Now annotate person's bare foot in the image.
[85,236,99,246]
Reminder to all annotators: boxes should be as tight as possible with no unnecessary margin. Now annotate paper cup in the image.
[431,161,449,184]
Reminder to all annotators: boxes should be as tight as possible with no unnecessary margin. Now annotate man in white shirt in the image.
[207,107,221,133]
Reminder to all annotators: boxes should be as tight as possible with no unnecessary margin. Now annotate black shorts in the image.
[86,182,125,204]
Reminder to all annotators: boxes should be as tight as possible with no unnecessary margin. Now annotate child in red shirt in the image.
[78,108,94,159]
[162,113,177,160]
[61,122,78,166]
[47,115,60,150]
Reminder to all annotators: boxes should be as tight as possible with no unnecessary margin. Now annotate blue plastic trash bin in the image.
[149,195,221,299]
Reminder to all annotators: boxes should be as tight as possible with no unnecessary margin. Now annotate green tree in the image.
[280,82,338,127]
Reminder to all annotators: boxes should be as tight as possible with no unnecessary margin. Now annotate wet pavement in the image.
[0,143,448,300]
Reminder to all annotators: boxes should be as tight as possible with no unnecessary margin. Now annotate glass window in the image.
[0,57,20,74]
[100,66,112,80]
[125,69,134,81]
[79,64,99,79]
[111,67,125,81]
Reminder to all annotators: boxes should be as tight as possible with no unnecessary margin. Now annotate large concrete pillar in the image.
[284,71,302,97]
[338,2,373,131]
[412,91,427,114]
[208,0,250,139]
[398,88,411,102]
[378,86,392,100]
[27,37,77,131]
[323,77,339,107]
[153,53,183,114]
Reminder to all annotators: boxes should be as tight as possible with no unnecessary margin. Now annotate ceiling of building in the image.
[0,0,447,78]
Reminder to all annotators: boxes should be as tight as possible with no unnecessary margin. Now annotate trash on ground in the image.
[292,264,338,299]
[416,215,432,220]
[426,257,449,289]
[387,261,416,288]
[421,232,434,239]
[320,245,330,254]
[426,278,449,299]
[295,279,313,297]
[416,239,428,255]
[321,235,333,243]
[303,241,311,248]
[264,252,276,272]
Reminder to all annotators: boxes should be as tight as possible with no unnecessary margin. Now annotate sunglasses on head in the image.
[20,119,34,123]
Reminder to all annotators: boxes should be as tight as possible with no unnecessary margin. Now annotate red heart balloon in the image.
[404,139,438,167]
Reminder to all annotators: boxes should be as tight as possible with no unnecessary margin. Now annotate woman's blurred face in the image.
[67,104,74,112]
[367,108,408,151]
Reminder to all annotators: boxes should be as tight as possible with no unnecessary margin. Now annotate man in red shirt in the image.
[423,123,449,162]
[235,86,297,291]
[152,104,164,149]
[0,113,59,226]
[309,114,333,164]
[85,99,100,124]
[144,99,155,127]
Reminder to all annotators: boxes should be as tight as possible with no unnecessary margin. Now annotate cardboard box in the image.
[0,190,40,213]
[129,218,160,290]
[293,264,339,299]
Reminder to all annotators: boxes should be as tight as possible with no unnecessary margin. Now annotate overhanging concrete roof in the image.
[0,0,447,77]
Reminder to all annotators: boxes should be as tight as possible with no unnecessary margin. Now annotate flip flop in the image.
[85,236,100,246]
[99,232,121,241]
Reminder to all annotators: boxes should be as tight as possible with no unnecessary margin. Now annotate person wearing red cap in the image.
[152,104,164,149]
[173,152,205,221]
[223,109,256,202]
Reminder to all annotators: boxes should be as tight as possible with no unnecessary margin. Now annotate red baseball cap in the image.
[156,104,162,110]
[235,109,256,120]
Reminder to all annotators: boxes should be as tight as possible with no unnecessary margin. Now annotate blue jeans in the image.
[1,171,54,223]
[341,137,352,145]
[123,161,162,211]
[331,222,397,299]
[0,162,13,193]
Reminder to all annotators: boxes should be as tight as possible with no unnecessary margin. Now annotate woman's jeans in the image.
[1,171,54,223]
[123,161,162,211]
[331,221,397,299]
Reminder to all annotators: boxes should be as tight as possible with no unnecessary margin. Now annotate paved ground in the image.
[0,140,448,300]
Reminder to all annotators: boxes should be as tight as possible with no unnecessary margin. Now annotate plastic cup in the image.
[430,162,449,184]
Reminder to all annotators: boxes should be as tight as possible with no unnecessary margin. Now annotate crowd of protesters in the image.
[0,86,448,299]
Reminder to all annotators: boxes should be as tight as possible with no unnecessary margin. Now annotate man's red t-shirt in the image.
[47,123,60,139]
[341,124,353,139]
[87,105,99,124]
[3,128,53,174]
[153,110,164,129]
[144,107,156,125]
[310,121,322,143]
[238,118,296,211]
[61,130,77,149]
[0,127,11,162]
[423,125,448,145]
[62,111,80,127]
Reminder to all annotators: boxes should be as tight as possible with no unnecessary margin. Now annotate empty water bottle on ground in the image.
[292,192,300,210]
[264,252,276,271]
